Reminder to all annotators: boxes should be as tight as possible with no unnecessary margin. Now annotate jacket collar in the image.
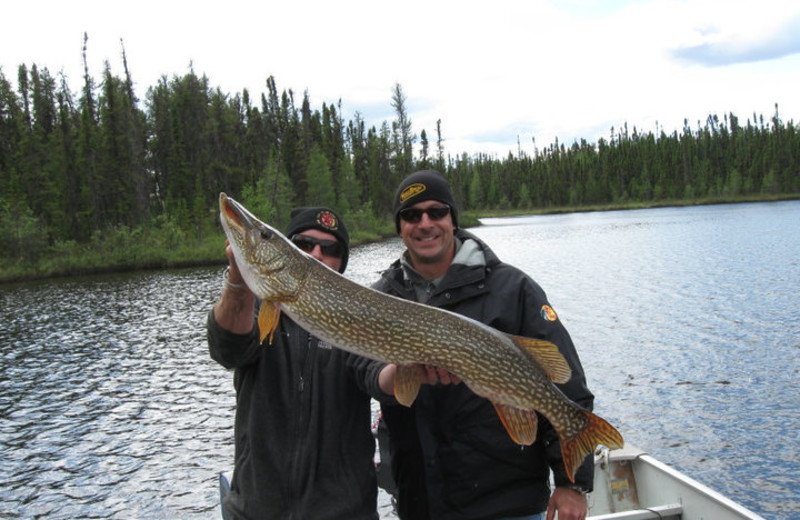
[381,229,499,302]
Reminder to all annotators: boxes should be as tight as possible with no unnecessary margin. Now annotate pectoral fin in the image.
[493,403,539,446]
[394,364,423,407]
[508,335,572,384]
[258,302,281,344]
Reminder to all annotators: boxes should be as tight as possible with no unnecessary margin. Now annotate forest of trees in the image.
[1,38,798,279]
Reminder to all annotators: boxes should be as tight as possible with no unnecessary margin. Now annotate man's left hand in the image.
[546,486,587,520]
[417,364,461,385]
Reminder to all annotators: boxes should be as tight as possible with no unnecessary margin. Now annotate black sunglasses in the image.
[291,234,345,258]
[398,205,451,224]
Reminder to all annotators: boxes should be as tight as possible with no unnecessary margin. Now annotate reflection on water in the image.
[1,201,798,519]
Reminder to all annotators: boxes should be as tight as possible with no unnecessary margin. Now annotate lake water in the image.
[1,201,798,519]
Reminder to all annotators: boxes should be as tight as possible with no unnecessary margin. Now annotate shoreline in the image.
[2,195,797,285]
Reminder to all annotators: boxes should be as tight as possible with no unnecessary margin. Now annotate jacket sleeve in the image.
[345,353,393,402]
[514,273,596,490]
[207,309,262,370]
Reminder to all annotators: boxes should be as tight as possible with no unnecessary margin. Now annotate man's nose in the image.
[309,244,324,260]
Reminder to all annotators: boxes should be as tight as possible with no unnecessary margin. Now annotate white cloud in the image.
[3,0,799,158]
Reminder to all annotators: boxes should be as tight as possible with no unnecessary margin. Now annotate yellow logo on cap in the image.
[400,183,426,203]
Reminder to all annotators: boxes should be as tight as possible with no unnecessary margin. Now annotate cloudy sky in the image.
[4,0,800,157]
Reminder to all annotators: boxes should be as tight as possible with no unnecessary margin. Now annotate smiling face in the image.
[399,199,457,280]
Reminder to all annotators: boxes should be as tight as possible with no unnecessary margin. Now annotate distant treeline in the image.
[1,39,798,272]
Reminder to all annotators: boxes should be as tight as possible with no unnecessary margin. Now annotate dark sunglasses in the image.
[291,234,345,258]
[398,205,451,224]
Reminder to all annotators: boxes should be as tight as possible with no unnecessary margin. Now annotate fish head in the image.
[219,192,306,301]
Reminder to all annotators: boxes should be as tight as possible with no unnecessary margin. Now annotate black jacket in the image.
[208,310,384,520]
[374,230,595,520]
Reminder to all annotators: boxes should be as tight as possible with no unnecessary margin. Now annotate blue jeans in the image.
[496,513,546,520]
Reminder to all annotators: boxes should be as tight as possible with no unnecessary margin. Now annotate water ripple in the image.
[1,201,798,519]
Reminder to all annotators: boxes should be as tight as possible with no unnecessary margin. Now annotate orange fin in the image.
[257,303,281,344]
[559,409,625,482]
[508,335,571,384]
[394,365,423,407]
[492,403,539,445]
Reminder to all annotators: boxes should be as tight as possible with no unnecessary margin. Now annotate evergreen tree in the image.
[303,144,335,209]
[2,46,799,277]
[419,128,429,168]
[390,83,415,176]
[55,73,83,239]
[76,33,104,232]
[434,119,445,172]
[120,41,150,225]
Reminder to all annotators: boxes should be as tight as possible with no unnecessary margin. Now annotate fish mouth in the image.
[220,192,258,233]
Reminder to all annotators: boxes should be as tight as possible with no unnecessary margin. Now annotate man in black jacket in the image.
[208,207,384,520]
[374,170,595,520]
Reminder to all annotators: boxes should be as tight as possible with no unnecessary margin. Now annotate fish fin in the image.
[394,365,422,407]
[492,403,538,446]
[559,409,625,482]
[257,303,281,345]
[508,335,572,384]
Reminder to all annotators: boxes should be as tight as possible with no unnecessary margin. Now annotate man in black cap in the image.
[208,206,384,520]
[372,170,596,520]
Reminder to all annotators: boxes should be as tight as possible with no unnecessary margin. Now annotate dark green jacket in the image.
[208,310,384,520]
[374,229,595,520]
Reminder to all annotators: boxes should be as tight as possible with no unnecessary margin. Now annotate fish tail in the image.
[559,410,624,482]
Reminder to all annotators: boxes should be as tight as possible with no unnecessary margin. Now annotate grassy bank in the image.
[472,193,799,218]
[0,216,397,285]
[1,194,796,285]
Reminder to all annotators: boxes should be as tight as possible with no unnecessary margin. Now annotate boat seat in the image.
[589,445,683,520]
[589,445,765,519]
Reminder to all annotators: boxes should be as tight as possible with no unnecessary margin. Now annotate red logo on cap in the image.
[316,210,338,230]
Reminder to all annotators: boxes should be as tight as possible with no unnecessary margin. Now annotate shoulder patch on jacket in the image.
[540,305,558,322]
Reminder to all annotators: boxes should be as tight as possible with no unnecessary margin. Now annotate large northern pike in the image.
[219,192,623,481]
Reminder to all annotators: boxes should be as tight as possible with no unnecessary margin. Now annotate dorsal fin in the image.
[508,335,572,384]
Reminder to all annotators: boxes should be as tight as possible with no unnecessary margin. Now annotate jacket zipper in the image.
[288,330,315,519]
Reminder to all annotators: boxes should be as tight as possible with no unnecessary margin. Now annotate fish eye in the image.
[257,224,273,240]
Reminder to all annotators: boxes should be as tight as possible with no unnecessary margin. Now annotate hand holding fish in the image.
[379,363,461,396]
[419,364,461,386]
[212,242,257,335]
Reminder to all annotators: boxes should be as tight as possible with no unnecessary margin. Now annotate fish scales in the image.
[300,272,591,444]
[297,268,550,405]
[219,192,624,481]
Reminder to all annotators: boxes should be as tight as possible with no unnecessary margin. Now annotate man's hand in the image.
[378,363,461,396]
[546,487,588,520]
[417,364,461,385]
[213,242,256,334]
